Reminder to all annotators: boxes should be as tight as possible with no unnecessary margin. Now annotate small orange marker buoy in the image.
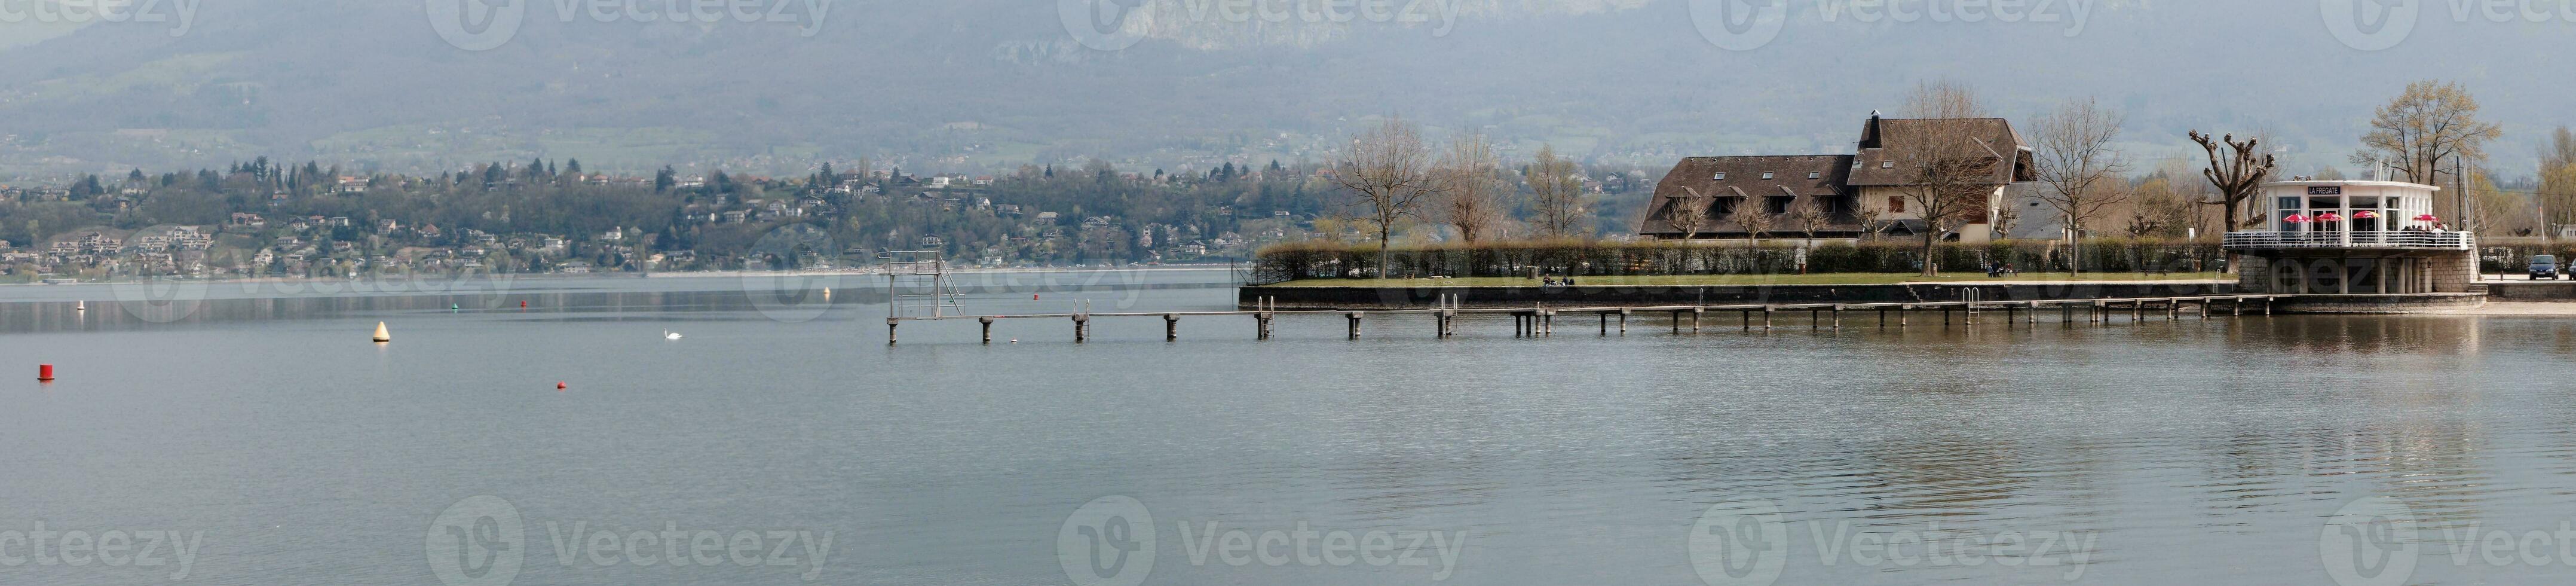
[38,364,54,381]
[556,381,567,390]
[1034,294,1041,300]
[520,301,528,309]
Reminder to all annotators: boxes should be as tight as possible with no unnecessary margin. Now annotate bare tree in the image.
[1527,144,1594,239]
[1436,134,1506,245]
[1892,81,1997,276]
[2030,97,2130,273]
[2191,130,2278,234]
[1788,196,1832,249]
[2124,178,2190,238]
[1332,118,1442,277]
[1668,187,1715,240]
[2540,127,2576,240]
[2351,80,2503,186]
[1732,192,1773,242]
[1852,203,1884,242]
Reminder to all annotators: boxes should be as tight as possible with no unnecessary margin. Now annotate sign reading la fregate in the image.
[2308,185,2344,195]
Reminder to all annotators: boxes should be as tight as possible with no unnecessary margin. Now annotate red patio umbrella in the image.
[2283,213,2311,223]
[2352,210,2381,219]
[2316,212,2344,222]
[2415,214,2440,222]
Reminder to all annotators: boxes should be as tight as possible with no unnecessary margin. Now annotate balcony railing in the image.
[2222,231,2474,251]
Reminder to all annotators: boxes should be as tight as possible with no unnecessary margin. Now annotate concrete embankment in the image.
[1239,280,2238,311]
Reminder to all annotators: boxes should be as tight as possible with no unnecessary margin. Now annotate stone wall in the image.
[2269,293,2487,314]
[2426,251,2475,293]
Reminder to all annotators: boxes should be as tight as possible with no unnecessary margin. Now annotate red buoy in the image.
[1034,294,1041,300]
[556,381,567,390]
[37,364,53,381]
[520,301,529,309]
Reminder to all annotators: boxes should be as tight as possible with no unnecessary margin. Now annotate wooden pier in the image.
[883,295,2294,344]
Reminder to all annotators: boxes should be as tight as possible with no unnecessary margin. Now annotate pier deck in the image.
[880,294,2299,344]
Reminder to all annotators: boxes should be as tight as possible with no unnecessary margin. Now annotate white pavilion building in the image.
[2222,180,2476,295]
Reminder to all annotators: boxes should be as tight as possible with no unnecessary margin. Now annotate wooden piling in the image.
[1074,315,1090,343]
[980,317,994,344]
[1165,314,1180,341]
[1346,312,1364,340]
[887,318,899,346]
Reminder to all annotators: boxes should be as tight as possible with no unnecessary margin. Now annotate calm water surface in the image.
[1,269,2571,585]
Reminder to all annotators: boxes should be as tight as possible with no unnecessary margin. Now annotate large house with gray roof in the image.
[1640,113,2037,244]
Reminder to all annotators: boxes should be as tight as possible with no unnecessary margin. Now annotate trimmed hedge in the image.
[1252,239,2225,283]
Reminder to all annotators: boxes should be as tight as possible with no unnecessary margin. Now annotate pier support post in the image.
[1618,310,1629,335]
[1831,306,1843,330]
[1671,311,1683,334]
[1074,315,1090,343]
[1809,308,1821,331]
[1346,312,1364,340]
[1257,312,1274,340]
[2061,303,2073,326]
[2130,301,2143,322]
[1762,307,1774,331]
[1899,306,1911,328]
[1600,313,1609,336]
[2232,298,2243,316]
[887,318,899,346]
[1692,309,1704,332]
[980,317,994,344]
[1543,310,1555,337]
[1165,314,1180,341]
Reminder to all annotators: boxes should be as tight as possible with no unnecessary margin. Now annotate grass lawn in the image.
[1264,273,2228,288]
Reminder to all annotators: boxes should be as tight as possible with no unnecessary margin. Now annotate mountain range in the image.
[1,0,2570,181]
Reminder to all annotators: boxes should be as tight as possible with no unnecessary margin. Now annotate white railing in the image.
[2222,231,2474,251]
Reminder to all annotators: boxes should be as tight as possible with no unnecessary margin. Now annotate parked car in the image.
[2531,255,2560,280]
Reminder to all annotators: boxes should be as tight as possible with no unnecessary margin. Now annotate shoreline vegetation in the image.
[1248,239,2231,285]
[0,264,1240,288]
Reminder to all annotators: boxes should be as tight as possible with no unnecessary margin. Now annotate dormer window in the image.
[1761,172,1775,180]
[1713,172,1726,180]
[1808,172,1821,180]
[1881,161,1895,169]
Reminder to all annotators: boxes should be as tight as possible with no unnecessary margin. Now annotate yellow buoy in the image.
[372,322,391,343]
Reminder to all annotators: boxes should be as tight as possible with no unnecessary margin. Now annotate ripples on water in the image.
[0,271,2568,584]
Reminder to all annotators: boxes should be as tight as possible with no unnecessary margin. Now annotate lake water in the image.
[1,268,2570,585]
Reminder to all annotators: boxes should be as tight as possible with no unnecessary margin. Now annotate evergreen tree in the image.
[655,166,677,192]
